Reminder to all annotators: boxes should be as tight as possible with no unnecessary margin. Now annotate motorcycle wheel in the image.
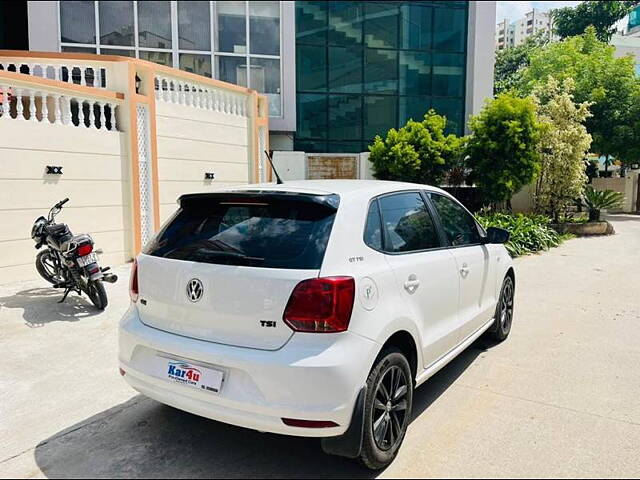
[35,249,65,285]
[86,280,108,310]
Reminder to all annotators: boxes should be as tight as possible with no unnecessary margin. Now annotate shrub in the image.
[368,110,466,185]
[583,186,624,221]
[466,94,542,206]
[476,212,563,257]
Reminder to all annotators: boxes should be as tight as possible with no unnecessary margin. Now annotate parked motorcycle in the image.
[31,198,118,309]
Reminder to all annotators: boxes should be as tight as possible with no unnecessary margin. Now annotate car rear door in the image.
[426,192,497,342]
[374,191,461,368]
[136,192,339,351]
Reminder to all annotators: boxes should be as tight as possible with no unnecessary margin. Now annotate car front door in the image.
[427,192,496,342]
[375,191,461,368]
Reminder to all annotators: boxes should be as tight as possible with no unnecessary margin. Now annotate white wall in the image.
[155,102,251,223]
[466,1,497,129]
[0,122,131,283]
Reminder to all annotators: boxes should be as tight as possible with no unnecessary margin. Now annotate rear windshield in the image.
[144,194,338,269]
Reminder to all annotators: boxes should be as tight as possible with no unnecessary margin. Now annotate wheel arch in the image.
[377,330,419,381]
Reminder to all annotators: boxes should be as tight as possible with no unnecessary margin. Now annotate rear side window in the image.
[363,200,383,250]
[378,192,441,253]
[144,195,338,269]
[428,193,482,246]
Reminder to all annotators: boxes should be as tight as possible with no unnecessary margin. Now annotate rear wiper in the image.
[200,250,265,262]
[208,238,245,254]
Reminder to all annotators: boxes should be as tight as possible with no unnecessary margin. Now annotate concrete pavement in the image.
[1,215,640,478]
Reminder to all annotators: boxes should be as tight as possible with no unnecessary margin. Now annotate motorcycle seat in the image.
[45,224,70,236]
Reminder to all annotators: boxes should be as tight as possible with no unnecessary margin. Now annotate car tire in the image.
[486,275,514,343]
[359,347,413,470]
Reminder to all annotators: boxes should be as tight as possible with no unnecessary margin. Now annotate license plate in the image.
[163,358,224,393]
[77,253,98,267]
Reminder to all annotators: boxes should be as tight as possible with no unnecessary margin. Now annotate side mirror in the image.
[484,226,510,244]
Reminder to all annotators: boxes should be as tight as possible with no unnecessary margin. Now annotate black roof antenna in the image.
[264,150,284,185]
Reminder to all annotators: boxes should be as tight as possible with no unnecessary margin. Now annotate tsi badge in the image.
[186,278,203,302]
[260,320,277,328]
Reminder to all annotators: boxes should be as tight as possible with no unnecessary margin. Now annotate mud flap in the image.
[320,385,367,459]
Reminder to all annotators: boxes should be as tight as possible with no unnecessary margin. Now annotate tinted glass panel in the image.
[400,4,431,51]
[297,45,327,92]
[379,193,440,252]
[99,1,134,46]
[433,7,466,52]
[400,51,431,95]
[138,1,172,49]
[399,96,430,125]
[364,3,398,49]
[329,46,362,93]
[328,2,362,46]
[364,200,383,250]
[329,95,361,140]
[364,96,396,140]
[296,1,327,45]
[100,49,134,57]
[217,1,246,53]
[145,196,338,269]
[429,193,481,246]
[216,56,248,87]
[178,1,211,51]
[250,57,281,116]
[297,94,328,138]
[250,1,280,55]
[61,46,97,54]
[365,49,397,94]
[139,50,172,67]
[179,54,212,78]
[431,97,464,135]
[60,1,95,44]
[432,53,464,97]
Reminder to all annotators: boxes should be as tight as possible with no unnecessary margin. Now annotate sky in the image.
[495,1,581,23]
[495,1,629,32]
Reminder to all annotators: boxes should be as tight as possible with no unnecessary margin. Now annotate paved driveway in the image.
[1,215,639,478]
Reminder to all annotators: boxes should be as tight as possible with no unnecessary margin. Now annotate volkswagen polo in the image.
[119,180,515,469]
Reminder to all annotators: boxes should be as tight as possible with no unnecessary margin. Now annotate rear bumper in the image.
[118,305,380,437]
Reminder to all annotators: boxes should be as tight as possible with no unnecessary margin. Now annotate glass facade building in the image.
[295,1,468,153]
[58,1,283,117]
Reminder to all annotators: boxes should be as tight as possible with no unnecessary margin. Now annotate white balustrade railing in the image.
[0,59,110,90]
[0,81,121,132]
[154,75,249,117]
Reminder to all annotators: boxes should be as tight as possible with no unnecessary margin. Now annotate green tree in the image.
[368,110,466,185]
[552,1,639,42]
[518,27,640,165]
[467,94,542,206]
[494,32,548,96]
[532,77,593,221]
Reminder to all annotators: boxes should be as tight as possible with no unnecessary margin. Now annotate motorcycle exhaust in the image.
[102,273,118,283]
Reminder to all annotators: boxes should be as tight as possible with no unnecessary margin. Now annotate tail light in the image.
[283,276,355,333]
[77,244,93,257]
[130,259,139,303]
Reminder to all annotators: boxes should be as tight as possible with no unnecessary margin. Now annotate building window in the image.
[295,0,468,153]
[58,0,283,118]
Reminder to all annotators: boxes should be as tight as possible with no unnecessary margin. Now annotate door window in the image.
[428,193,482,246]
[378,192,441,253]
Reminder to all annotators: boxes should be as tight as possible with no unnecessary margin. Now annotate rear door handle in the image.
[404,275,420,293]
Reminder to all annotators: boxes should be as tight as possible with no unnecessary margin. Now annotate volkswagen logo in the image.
[186,278,203,302]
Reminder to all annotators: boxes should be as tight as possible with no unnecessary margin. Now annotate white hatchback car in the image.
[119,180,515,469]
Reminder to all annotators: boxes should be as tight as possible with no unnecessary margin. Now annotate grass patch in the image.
[476,212,572,257]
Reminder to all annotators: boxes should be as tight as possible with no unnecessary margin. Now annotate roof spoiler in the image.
[178,191,340,211]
